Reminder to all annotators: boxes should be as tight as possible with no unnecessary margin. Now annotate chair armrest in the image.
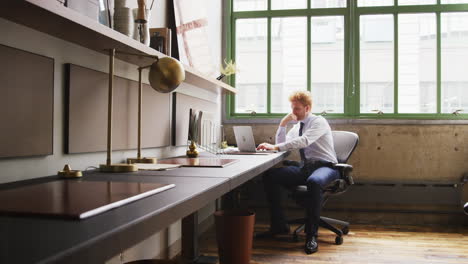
[334,163,353,170]
[334,163,354,185]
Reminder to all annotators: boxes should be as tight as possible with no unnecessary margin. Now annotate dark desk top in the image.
[0,180,174,219]
[0,152,287,264]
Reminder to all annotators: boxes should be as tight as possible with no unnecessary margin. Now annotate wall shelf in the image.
[2,0,237,94]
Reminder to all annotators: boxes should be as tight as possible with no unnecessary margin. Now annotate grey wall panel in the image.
[0,44,53,158]
[66,64,170,153]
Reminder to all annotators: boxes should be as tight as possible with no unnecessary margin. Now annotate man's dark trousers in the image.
[262,164,339,237]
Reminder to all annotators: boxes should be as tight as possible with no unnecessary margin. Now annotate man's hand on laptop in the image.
[257,143,279,151]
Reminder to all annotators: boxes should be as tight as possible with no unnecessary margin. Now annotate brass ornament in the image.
[186,141,199,158]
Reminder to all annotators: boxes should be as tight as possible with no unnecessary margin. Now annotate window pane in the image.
[311,16,345,114]
[235,19,268,113]
[441,12,468,113]
[311,0,347,8]
[271,17,308,113]
[398,0,436,5]
[398,14,436,113]
[272,0,307,10]
[360,15,394,113]
[441,0,468,4]
[358,0,394,7]
[233,0,267,12]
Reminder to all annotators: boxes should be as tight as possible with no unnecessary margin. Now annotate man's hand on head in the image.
[256,143,278,151]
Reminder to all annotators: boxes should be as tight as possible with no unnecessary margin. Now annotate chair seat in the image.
[292,178,349,198]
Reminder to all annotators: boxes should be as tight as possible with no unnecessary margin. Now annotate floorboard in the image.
[198,223,468,264]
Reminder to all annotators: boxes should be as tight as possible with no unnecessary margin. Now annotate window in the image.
[272,0,307,10]
[235,18,268,113]
[311,16,345,114]
[271,17,308,113]
[441,12,468,113]
[228,0,468,119]
[398,13,437,113]
[360,15,394,114]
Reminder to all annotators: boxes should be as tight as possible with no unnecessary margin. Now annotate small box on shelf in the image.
[149,28,172,56]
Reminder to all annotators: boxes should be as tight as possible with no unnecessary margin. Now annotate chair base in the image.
[288,216,349,245]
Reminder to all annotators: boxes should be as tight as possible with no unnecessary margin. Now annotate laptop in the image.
[225,126,278,155]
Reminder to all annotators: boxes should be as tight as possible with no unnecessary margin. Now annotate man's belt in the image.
[303,160,335,168]
[301,160,336,175]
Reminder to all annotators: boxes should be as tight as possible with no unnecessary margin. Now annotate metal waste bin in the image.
[214,209,255,264]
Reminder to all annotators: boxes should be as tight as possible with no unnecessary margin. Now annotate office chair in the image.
[287,131,359,245]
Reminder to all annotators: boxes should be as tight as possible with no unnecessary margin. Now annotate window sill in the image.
[223,117,468,125]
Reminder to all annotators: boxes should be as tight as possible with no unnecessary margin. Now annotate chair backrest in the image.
[332,131,359,163]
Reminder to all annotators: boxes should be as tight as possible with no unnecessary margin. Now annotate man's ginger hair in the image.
[288,90,312,108]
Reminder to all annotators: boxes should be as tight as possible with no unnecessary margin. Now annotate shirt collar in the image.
[299,113,314,126]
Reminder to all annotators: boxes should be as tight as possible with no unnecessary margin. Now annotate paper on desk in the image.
[135,163,182,171]
[222,147,239,154]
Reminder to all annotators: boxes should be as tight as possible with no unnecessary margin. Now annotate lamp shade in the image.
[148,57,185,93]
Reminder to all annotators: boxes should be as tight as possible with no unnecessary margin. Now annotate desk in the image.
[0,152,287,264]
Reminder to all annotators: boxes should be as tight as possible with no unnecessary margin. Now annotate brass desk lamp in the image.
[100,49,185,172]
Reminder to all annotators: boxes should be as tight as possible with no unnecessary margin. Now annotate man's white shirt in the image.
[275,113,338,164]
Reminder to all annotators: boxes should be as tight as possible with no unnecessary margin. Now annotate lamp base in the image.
[100,163,138,172]
[58,164,82,178]
[127,157,157,164]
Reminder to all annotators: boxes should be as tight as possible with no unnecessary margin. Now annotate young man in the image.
[256,90,338,254]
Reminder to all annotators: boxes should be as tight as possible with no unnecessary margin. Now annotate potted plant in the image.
[187,109,200,158]
[217,59,237,81]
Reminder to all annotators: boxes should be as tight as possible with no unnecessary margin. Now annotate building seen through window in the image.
[230,1,468,117]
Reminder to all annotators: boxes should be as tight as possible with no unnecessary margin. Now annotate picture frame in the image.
[149,28,172,56]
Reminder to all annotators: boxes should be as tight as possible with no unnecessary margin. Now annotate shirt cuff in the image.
[276,142,287,151]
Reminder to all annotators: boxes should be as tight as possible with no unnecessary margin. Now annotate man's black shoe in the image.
[255,225,290,239]
[304,236,318,254]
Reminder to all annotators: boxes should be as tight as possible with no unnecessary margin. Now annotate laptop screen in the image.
[233,126,257,152]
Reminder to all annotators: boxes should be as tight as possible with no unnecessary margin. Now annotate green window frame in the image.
[225,0,468,120]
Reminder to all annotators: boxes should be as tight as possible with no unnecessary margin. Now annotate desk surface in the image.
[0,152,287,264]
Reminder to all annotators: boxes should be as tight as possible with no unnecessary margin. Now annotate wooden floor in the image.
[198,223,468,264]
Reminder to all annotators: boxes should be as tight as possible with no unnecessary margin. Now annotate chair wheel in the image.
[342,227,349,235]
[335,236,343,245]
